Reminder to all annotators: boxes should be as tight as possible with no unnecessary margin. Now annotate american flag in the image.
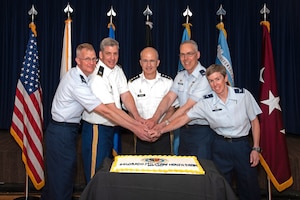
[10,22,45,190]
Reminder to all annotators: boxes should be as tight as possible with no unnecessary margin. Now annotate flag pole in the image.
[14,173,39,200]
[172,6,193,155]
[14,174,29,200]
[12,5,43,200]
[215,4,234,87]
[25,173,28,199]
[143,5,153,47]
[106,6,121,157]
[259,1,293,195]
[60,2,73,79]
[178,5,192,72]
[267,176,271,200]
[259,4,272,200]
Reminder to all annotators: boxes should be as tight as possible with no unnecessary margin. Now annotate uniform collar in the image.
[212,86,237,105]
[75,65,89,82]
[227,86,238,101]
[184,62,202,78]
[140,71,160,82]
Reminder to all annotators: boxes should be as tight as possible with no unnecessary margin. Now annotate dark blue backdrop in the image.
[1,0,299,135]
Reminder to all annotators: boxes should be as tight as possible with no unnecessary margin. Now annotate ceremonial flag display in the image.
[143,5,153,47]
[178,23,191,72]
[259,21,293,192]
[108,19,121,156]
[215,22,234,86]
[60,18,72,79]
[60,4,73,79]
[145,21,153,47]
[108,23,115,39]
[174,19,192,155]
[10,22,44,190]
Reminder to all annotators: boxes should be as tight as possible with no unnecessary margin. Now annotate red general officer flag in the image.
[259,21,293,192]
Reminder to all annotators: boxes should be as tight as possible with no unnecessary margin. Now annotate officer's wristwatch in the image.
[252,147,262,153]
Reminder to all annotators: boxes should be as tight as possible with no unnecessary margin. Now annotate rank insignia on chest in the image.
[203,94,213,99]
[137,94,146,97]
[178,80,183,85]
[212,108,222,112]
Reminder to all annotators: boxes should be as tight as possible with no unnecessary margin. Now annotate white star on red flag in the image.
[260,90,281,114]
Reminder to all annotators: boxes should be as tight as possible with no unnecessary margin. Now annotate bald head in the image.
[139,47,160,80]
[140,47,159,60]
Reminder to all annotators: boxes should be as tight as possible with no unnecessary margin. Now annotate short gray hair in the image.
[180,40,198,52]
[76,43,95,57]
[100,37,119,51]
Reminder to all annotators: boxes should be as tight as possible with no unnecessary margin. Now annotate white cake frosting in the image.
[110,155,205,175]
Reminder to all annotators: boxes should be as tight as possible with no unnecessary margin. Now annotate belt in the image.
[216,134,249,142]
[183,124,209,128]
[51,119,79,126]
[81,120,114,128]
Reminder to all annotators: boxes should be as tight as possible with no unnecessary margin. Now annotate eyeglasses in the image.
[79,57,98,63]
[140,59,157,64]
[179,52,197,58]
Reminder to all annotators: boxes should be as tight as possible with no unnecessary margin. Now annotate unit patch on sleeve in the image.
[234,88,244,93]
[199,70,206,76]
[80,75,87,84]
[97,66,104,77]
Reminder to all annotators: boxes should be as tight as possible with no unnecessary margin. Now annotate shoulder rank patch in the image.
[234,88,244,93]
[80,75,87,84]
[129,75,140,82]
[161,73,172,80]
[179,68,186,72]
[203,94,213,99]
[97,66,104,77]
[199,69,206,76]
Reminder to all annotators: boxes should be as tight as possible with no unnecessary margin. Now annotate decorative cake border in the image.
[110,155,205,175]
